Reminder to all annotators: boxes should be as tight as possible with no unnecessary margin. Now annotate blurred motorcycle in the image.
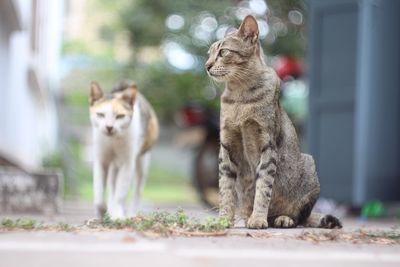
[175,104,219,208]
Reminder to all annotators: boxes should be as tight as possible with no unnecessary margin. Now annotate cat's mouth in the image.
[208,71,229,81]
[104,130,116,136]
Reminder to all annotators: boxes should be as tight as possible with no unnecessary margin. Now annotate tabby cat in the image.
[205,15,342,229]
[89,80,158,219]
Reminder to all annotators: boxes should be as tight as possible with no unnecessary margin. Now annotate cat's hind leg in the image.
[297,154,342,229]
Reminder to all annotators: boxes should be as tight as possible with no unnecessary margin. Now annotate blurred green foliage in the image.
[120,0,234,53]
[265,0,307,58]
[118,0,236,119]
[121,0,306,58]
[117,0,307,120]
[77,162,198,204]
[62,40,90,55]
[60,0,308,200]
[122,63,221,120]
[42,151,64,169]
[62,0,308,121]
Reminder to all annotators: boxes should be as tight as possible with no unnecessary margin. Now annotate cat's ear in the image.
[90,81,104,106]
[121,87,137,107]
[224,27,237,37]
[238,15,259,44]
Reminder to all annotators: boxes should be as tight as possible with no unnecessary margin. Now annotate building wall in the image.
[0,0,63,170]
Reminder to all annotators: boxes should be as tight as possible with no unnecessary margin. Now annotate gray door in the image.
[307,0,359,203]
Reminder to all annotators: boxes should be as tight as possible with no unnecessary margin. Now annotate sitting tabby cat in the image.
[205,15,342,229]
[89,80,158,219]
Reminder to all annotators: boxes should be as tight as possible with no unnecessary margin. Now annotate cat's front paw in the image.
[108,206,126,220]
[246,215,268,229]
[273,215,295,228]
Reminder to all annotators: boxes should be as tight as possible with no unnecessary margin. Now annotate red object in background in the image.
[181,105,207,126]
[274,56,304,80]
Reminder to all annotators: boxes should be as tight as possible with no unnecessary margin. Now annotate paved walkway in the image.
[1,202,399,267]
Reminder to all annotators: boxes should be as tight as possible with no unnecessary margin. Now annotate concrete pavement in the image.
[0,227,399,267]
[0,202,399,267]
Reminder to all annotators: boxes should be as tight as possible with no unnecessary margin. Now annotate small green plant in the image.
[0,210,230,236]
[173,209,188,226]
[93,210,229,235]
[0,218,14,228]
[17,218,37,230]
[0,218,38,230]
[57,222,76,232]
[0,218,78,232]
[197,217,231,232]
[42,151,64,169]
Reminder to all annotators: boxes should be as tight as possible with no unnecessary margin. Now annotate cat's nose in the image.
[205,61,213,71]
[106,126,113,133]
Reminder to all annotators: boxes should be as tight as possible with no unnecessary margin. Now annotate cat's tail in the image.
[305,212,343,229]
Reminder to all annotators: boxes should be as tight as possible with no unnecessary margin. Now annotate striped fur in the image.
[205,15,342,229]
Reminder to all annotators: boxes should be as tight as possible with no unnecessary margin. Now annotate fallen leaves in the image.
[296,229,400,245]
[238,228,400,245]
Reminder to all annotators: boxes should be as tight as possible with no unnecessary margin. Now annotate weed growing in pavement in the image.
[95,209,229,235]
[0,218,39,230]
[0,210,230,236]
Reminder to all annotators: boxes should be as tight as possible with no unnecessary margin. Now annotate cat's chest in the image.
[95,134,133,163]
[221,104,254,127]
[220,92,266,128]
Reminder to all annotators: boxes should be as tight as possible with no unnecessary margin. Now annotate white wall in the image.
[0,0,63,170]
[0,19,10,140]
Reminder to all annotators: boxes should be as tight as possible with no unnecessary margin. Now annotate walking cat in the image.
[89,80,158,219]
[205,15,342,229]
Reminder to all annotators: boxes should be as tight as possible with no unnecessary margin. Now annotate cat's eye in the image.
[219,49,230,57]
[116,114,125,119]
[96,113,105,118]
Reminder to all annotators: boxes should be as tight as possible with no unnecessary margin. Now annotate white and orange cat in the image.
[89,80,158,219]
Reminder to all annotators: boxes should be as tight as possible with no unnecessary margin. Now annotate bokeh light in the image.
[162,41,197,70]
[165,14,185,31]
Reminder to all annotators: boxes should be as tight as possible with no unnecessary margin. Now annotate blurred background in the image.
[0,0,399,218]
